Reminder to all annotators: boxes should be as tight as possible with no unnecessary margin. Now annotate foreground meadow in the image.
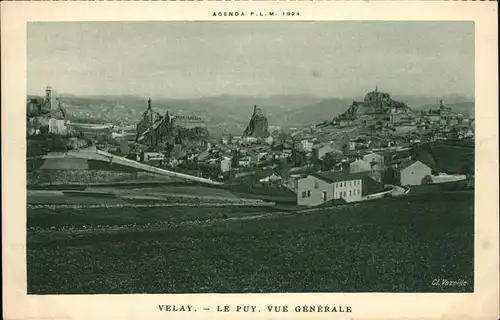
[27,192,473,293]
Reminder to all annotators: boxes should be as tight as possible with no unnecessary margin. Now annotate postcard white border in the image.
[2,1,499,319]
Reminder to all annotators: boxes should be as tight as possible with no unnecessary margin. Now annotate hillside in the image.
[28,192,473,293]
[270,98,353,127]
[35,93,474,135]
[411,140,475,174]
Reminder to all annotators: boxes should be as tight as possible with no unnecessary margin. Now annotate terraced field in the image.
[27,191,474,294]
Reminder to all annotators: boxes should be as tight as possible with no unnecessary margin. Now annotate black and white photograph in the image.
[24,20,478,294]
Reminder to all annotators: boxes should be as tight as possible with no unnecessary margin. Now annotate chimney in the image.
[148,98,152,109]
[254,105,257,113]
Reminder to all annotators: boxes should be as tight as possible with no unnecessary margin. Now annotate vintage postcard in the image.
[2,1,499,319]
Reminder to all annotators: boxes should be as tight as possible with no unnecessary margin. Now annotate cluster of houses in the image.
[129,119,469,207]
[27,86,69,136]
[117,94,472,207]
[284,148,467,206]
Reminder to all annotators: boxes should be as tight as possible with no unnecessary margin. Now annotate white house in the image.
[396,160,432,186]
[232,136,242,144]
[349,141,356,151]
[300,140,314,152]
[349,159,372,173]
[49,118,67,135]
[265,136,274,145]
[220,157,232,172]
[143,152,165,163]
[238,157,251,167]
[296,171,365,206]
[244,136,258,144]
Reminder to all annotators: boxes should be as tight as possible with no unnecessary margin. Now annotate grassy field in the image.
[27,192,473,293]
[227,183,297,204]
[27,205,275,229]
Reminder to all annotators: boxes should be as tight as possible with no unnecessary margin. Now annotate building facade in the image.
[48,118,67,135]
[220,157,232,172]
[397,160,432,186]
[296,171,364,206]
[300,140,314,152]
[296,175,335,206]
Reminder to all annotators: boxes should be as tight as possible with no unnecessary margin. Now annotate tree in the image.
[342,143,349,155]
[321,152,341,171]
[382,167,398,185]
[421,175,433,185]
[276,158,289,180]
[291,149,300,167]
[461,164,472,175]
[231,149,240,167]
[254,168,265,180]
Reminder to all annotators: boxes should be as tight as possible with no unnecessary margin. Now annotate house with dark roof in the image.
[296,171,366,206]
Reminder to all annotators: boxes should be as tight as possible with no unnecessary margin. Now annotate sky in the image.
[28,21,474,99]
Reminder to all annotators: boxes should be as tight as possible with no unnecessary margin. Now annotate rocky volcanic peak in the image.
[339,88,411,120]
[243,105,270,138]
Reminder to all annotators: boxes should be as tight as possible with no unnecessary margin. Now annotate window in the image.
[344,191,347,197]
[349,190,352,196]
[302,191,307,198]
[314,181,319,189]
[307,190,311,197]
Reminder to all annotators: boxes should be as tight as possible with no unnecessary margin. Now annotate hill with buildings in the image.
[29,92,474,136]
[337,87,413,121]
[414,101,475,118]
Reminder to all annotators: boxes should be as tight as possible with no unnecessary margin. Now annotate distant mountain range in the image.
[39,93,474,136]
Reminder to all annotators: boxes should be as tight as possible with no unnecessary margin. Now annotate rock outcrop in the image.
[243,105,269,138]
[135,98,210,153]
[339,87,411,120]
